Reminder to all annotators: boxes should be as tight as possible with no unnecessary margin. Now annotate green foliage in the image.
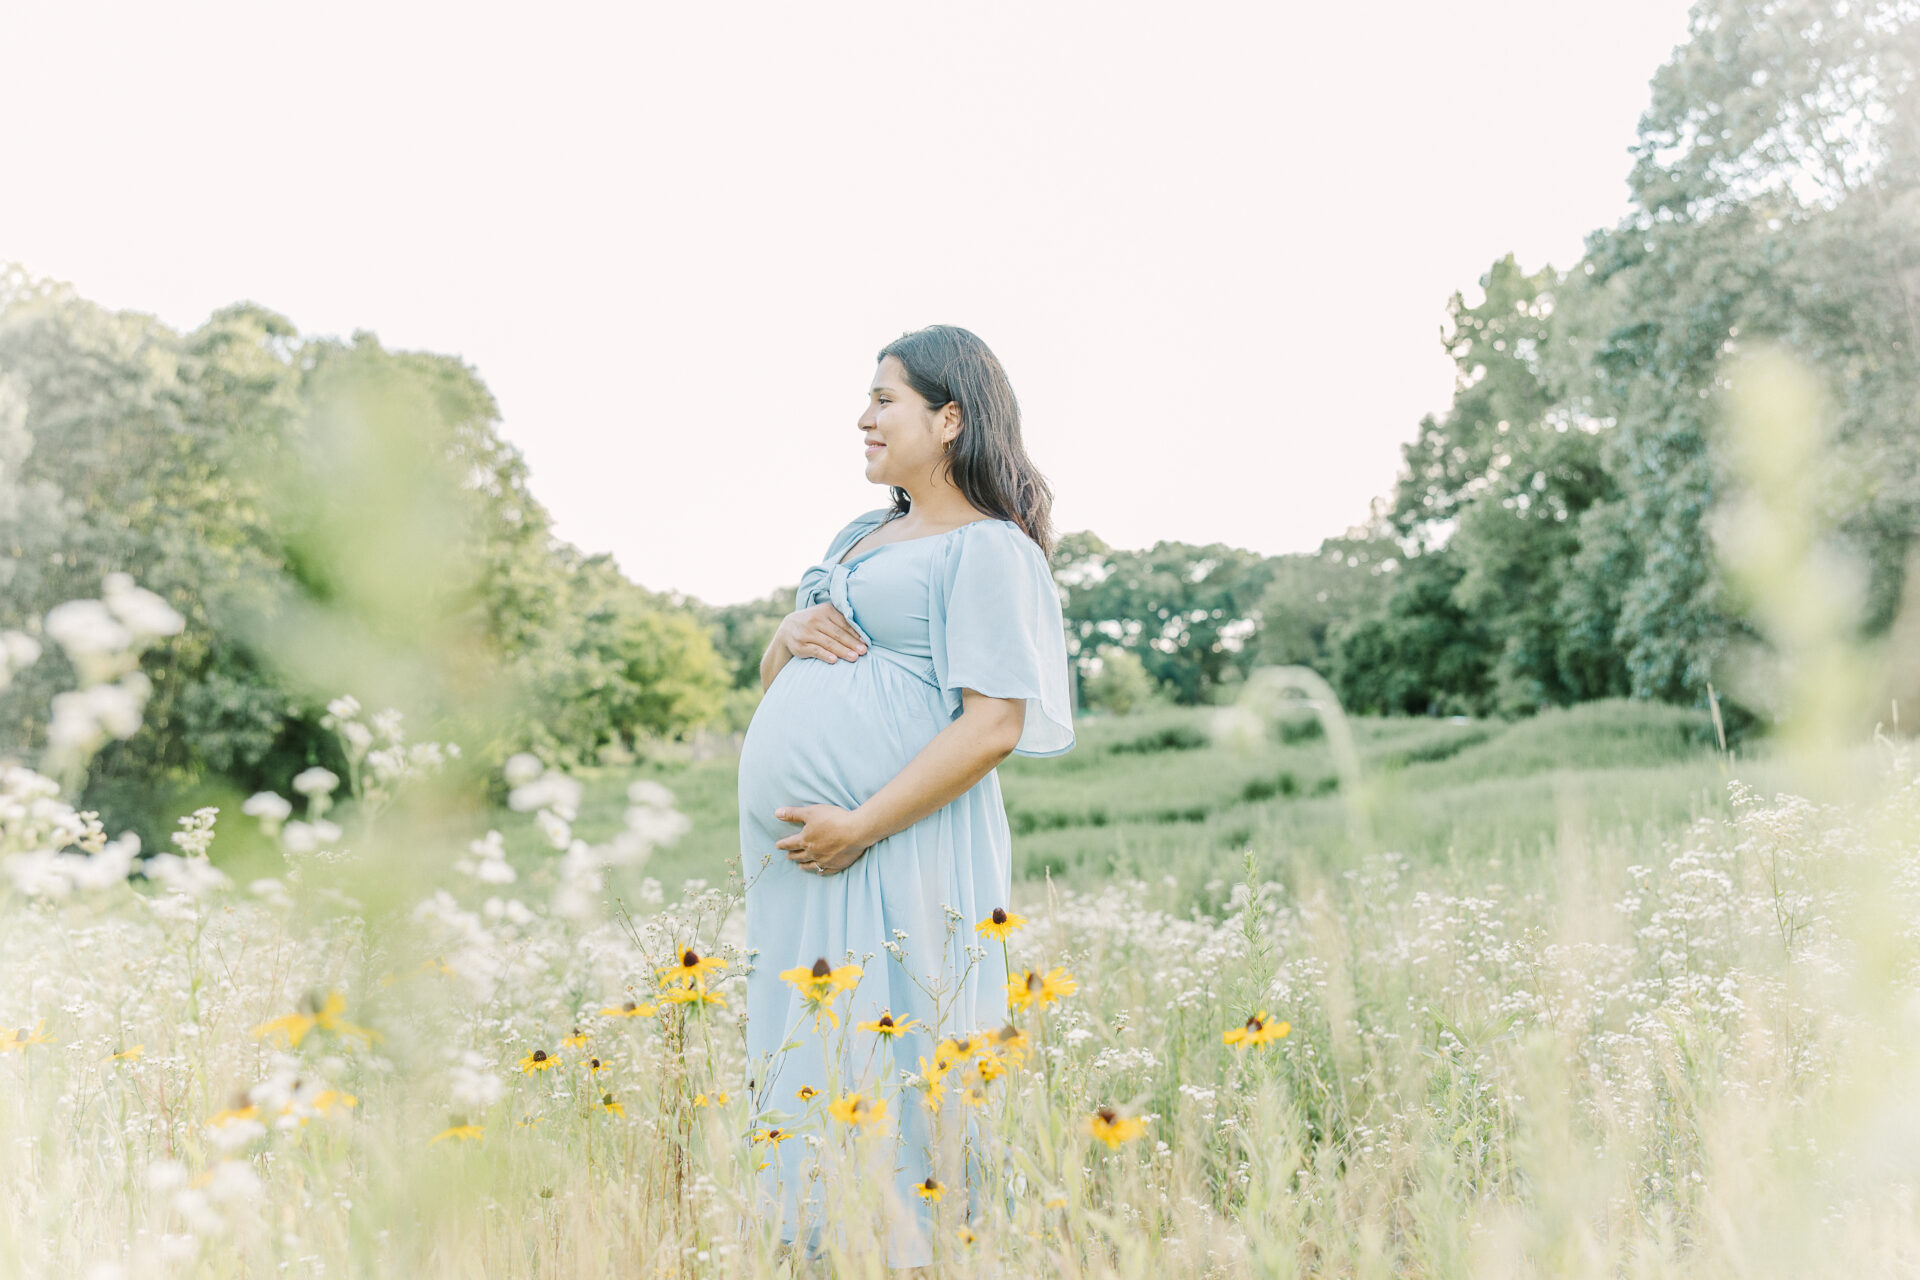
[598,700,1736,910]
[0,277,731,841]
[1081,643,1153,716]
[1055,530,1273,707]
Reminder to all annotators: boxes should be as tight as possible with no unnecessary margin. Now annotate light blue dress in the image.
[737,506,1076,1266]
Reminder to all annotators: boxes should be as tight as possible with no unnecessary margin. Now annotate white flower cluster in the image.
[41,573,185,773]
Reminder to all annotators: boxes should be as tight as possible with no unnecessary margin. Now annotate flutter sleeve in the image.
[928,519,1077,758]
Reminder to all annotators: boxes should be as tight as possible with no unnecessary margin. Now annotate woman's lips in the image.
[864,444,884,455]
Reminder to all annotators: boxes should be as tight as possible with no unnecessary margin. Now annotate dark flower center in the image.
[1245,1015,1262,1031]
[532,1049,548,1062]
[682,948,699,968]
[878,1015,895,1028]
[991,908,1007,924]
[1097,1106,1117,1123]
[810,958,831,978]
[623,1001,639,1013]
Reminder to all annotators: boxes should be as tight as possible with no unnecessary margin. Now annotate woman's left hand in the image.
[774,803,871,876]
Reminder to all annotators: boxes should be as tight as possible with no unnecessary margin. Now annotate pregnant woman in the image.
[737,324,1075,1269]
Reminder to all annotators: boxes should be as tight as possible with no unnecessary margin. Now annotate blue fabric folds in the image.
[928,519,1077,757]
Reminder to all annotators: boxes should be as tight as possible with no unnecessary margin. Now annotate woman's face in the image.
[858,354,954,486]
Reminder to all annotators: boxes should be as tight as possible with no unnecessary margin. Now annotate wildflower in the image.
[956,1226,978,1245]
[208,1102,260,1128]
[253,991,380,1050]
[693,1093,710,1107]
[514,1114,543,1128]
[518,1049,559,1074]
[658,946,727,991]
[752,1127,789,1146]
[599,999,656,1018]
[779,956,861,1028]
[797,1086,820,1102]
[431,1119,484,1145]
[915,1177,944,1202]
[0,1021,54,1052]
[716,1092,731,1104]
[1221,1010,1290,1049]
[1087,1106,1145,1149]
[932,1036,975,1076]
[601,1092,625,1116]
[658,986,727,1010]
[108,1044,144,1063]
[974,1045,1008,1083]
[1007,970,1042,1013]
[993,1024,1030,1066]
[857,1010,918,1039]
[974,907,1025,942]
[1039,967,1077,1004]
[562,1027,590,1049]
[583,1056,608,1075]
[828,1092,887,1129]
[309,1089,356,1116]
[916,1056,949,1111]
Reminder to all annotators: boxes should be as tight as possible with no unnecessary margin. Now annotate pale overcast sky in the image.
[3,0,1695,605]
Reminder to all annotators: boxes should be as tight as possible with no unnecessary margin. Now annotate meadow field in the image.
[10,623,1917,1278]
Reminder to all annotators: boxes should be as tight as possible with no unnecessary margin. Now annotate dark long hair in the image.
[876,325,1059,558]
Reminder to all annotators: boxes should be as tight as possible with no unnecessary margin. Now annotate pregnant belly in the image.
[738,650,949,843]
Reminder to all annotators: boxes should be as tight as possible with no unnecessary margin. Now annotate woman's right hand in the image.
[781,604,868,663]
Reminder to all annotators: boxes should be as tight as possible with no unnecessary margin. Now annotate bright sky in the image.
[3,1,1696,606]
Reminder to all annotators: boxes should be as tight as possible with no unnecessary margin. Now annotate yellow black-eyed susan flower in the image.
[956,1225,978,1245]
[584,1056,608,1075]
[974,907,1025,942]
[827,1092,887,1128]
[779,956,862,1001]
[932,1036,975,1076]
[598,999,656,1018]
[856,1010,918,1039]
[562,1027,589,1048]
[752,1126,789,1146]
[915,1177,944,1202]
[1,1021,54,1053]
[993,1024,1031,1066]
[916,1056,950,1111]
[974,1044,1008,1083]
[1006,969,1042,1013]
[254,991,380,1050]
[518,1048,559,1074]
[777,956,860,1029]
[659,986,728,1010]
[657,945,727,991]
[797,1085,820,1102]
[431,1120,484,1145]
[1221,1010,1290,1049]
[601,1092,625,1116]
[108,1044,143,1062]
[1087,1106,1145,1148]
[208,1102,259,1127]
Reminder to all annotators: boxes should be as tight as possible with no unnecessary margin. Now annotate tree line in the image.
[4,0,1913,844]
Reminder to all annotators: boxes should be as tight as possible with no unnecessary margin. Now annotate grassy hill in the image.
[493,698,1762,913]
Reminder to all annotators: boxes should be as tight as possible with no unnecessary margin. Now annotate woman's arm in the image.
[759,630,795,693]
[854,691,1025,843]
